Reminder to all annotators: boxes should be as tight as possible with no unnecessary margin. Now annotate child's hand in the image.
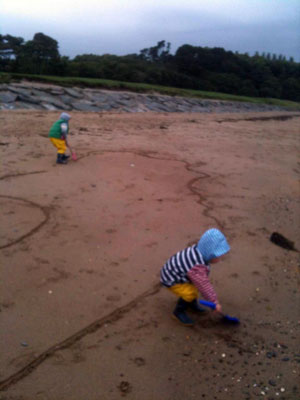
[215,303,222,313]
[210,303,223,322]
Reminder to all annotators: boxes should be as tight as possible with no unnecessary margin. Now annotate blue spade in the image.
[199,300,240,325]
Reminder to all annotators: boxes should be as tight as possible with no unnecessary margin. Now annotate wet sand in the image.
[0,110,299,399]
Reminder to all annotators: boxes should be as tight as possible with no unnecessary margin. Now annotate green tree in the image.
[259,77,282,98]
[0,34,24,58]
[0,34,24,71]
[282,77,300,101]
[18,33,60,74]
[139,40,171,62]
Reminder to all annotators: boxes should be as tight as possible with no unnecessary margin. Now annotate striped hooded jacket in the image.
[160,229,230,303]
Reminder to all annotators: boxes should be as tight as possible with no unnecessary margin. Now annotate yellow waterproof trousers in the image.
[50,138,66,154]
[169,283,198,302]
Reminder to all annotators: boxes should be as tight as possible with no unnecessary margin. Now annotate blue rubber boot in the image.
[56,154,67,164]
[62,153,70,161]
[173,298,195,326]
[188,299,207,313]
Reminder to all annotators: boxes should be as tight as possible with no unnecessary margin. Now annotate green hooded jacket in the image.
[48,119,69,139]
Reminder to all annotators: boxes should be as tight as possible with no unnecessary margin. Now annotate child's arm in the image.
[60,123,72,150]
[187,265,222,312]
[60,122,68,141]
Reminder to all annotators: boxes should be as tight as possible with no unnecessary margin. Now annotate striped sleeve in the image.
[160,245,204,287]
[193,246,205,265]
[187,264,218,303]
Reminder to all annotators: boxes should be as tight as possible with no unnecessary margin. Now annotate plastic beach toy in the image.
[199,299,240,325]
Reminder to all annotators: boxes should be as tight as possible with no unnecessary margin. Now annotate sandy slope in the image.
[0,110,299,399]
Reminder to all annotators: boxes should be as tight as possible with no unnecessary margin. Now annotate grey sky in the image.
[1,0,300,60]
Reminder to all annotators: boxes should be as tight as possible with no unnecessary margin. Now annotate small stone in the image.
[266,351,277,358]
[280,387,285,392]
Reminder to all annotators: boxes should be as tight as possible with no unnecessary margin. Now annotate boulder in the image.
[0,81,292,114]
[0,91,17,103]
[64,88,82,98]
[71,101,101,112]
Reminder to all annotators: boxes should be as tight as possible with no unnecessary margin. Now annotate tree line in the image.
[1,33,299,101]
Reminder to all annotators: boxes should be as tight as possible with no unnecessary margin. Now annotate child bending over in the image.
[160,228,230,326]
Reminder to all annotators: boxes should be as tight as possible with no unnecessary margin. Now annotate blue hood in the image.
[60,112,71,121]
[197,228,230,263]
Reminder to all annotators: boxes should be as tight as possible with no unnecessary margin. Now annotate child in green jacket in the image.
[48,112,72,164]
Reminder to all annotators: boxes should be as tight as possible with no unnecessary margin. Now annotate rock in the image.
[71,101,101,112]
[64,87,82,98]
[86,92,108,102]
[122,105,146,113]
[270,232,297,251]
[0,81,296,114]
[144,101,163,111]
[41,103,59,110]
[117,381,132,395]
[42,96,70,109]
[0,91,17,103]
[16,93,41,104]
[95,103,113,111]
[14,101,43,110]
[50,88,65,95]
[0,103,15,110]
[7,86,32,96]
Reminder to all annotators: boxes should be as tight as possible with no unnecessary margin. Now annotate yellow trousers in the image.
[50,138,66,154]
[169,283,198,302]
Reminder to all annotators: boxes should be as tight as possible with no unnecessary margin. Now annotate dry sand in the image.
[0,110,299,399]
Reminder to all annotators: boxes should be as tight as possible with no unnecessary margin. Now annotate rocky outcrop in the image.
[0,81,291,113]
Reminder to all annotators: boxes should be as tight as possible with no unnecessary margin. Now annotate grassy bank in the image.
[1,72,300,110]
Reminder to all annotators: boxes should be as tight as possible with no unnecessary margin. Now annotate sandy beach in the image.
[0,110,299,399]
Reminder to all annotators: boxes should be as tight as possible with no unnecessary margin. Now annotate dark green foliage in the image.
[0,34,299,102]
[17,33,60,75]
[0,34,24,72]
[139,40,171,63]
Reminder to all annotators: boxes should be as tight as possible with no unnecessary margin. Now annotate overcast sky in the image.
[1,0,300,61]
